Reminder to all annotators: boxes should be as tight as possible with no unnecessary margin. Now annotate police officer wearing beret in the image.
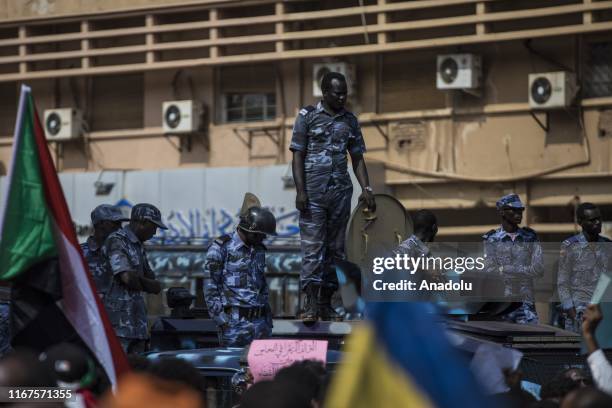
[290,71,376,323]
[483,194,544,324]
[103,203,164,353]
[558,203,611,333]
[81,204,128,297]
[204,206,276,347]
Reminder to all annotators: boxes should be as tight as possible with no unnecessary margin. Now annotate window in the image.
[0,84,17,135]
[224,93,276,123]
[584,42,612,98]
[91,74,144,131]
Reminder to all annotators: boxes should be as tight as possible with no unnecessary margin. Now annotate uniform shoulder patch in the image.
[214,234,231,246]
[521,226,538,239]
[522,226,536,234]
[563,234,580,245]
[483,229,497,240]
[299,105,316,116]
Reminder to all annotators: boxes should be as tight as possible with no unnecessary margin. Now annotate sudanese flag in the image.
[0,85,128,385]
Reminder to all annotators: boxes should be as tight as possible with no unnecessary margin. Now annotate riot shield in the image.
[345,193,412,278]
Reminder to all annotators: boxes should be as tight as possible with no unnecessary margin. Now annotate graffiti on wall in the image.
[147,250,302,277]
[154,206,299,244]
[75,201,301,245]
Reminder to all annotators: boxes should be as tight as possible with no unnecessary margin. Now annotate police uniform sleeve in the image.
[482,232,501,275]
[347,114,366,156]
[105,236,132,276]
[204,243,229,326]
[515,231,545,279]
[142,251,156,279]
[80,243,92,266]
[557,240,574,310]
[289,108,309,152]
[80,242,88,256]
[261,276,273,327]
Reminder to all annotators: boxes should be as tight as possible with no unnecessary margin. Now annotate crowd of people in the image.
[0,304,610,407]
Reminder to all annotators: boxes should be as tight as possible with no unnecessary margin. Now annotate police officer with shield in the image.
[204,206,276,347]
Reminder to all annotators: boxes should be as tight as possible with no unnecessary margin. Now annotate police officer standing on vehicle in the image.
[81,204,128,297]
[290,71,376,323]
[204,206,276,347]
[483,194,544,324]
[558,203,611,333]
[104,204,164,354]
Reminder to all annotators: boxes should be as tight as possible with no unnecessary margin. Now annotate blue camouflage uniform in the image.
[290,101,366,290]
[558,233,611,332]
[204,230,272,347]
[0,301,10,357]
[395,235,430,259]
[81,204,128,297]
[103,226,155,349]
[483,194,544,324]
[394,235,446,301]
[81,237,111,296]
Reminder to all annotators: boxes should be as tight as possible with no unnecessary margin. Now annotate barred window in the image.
[583,42,612,98]
[223,93,276,123]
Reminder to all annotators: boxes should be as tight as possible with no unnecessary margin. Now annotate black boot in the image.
[318,287,343,322]
[300,284,318,323]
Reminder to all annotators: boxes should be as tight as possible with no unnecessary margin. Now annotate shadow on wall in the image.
[544,110,584,145]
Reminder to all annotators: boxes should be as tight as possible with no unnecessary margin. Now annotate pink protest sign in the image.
[247,339,328,382]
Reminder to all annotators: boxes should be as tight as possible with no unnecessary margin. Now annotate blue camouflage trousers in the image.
[502,302,539,325]
[299,185,352,291]
[219,316,272,347]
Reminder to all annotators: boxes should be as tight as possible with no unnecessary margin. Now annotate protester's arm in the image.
[557,242,575,315]
[203,245,229,327]
[583,304,612,396]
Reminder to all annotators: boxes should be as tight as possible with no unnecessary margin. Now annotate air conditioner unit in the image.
[43,108,83,141]
[162,100,203,134]
[436,54,481,90]
[528,71,577,109]
[312,62,356,97]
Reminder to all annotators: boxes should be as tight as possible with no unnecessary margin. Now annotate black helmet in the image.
[238,206,277,235]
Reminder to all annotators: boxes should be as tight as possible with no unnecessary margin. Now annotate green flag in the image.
[0,86,57,280]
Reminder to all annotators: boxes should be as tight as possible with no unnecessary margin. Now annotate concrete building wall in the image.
[1,36,610,174]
